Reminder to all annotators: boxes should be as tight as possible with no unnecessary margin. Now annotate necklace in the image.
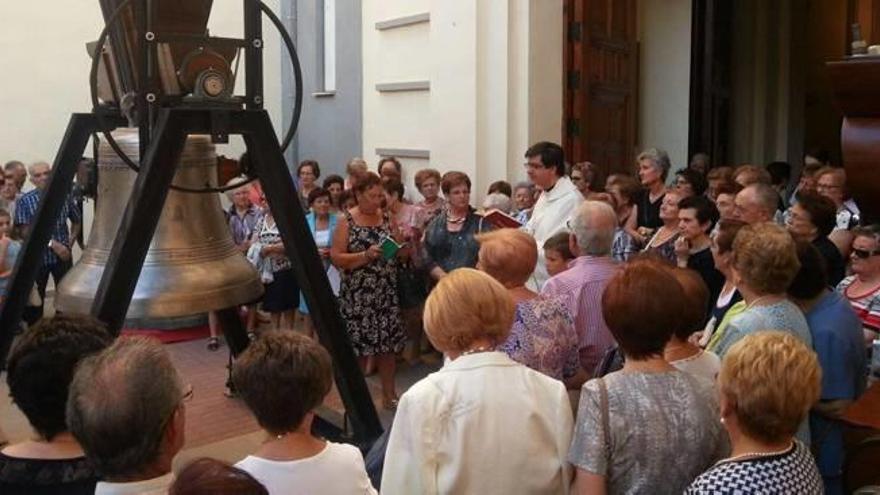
[744,294,782,310]
[720,441,793,464]
[460,345,494,356]
[447,212,467,224]
[651,226,676,246]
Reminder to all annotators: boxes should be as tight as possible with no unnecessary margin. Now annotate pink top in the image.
[393,203,424,266]
[541,255,620,373]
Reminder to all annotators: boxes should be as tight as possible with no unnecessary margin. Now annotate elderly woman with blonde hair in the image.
[381,268,573,495]
[711,223,811,358]
[476,229,583,387]
[687,332,823,494]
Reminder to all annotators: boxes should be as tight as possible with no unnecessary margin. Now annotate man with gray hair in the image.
[14,161,82,323]
[542,200,620,374]
[4,160,27,192]
[67,336,187,494]
[733,183,780,225]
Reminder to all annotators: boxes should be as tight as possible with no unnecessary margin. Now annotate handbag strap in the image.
[598,377,610,455]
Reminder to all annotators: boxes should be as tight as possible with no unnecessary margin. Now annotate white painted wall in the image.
[0,1,283,164]
[362,0,563,202]
[637,0,692,173]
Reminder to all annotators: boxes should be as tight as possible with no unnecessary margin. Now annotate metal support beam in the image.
[86,107,383,445]
[0,113,122,366]
[91,108,188,332]
[216,306,250,358]
[241,110,383,444]
[244,0,264,109]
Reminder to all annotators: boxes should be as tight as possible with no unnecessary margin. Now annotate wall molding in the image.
[375,12,430,31]
[375,147,430,159]
[375,80,430,93]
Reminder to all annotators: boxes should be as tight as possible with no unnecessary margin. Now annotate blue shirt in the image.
[806,291,867,490]
[714,300,812,358]
[13,189,81,267]
[713,299,813,446]
[0,240,21,296]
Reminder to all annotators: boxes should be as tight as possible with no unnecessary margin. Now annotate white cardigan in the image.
[381,352,573,495]
[524,176,584,290]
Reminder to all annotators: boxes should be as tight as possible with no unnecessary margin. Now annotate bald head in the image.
[570,200,617,256]
[28,162,51,191]
[734,183,778,225]
[67,336,184,479]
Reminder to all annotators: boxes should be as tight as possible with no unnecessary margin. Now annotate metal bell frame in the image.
[0,0,383,447]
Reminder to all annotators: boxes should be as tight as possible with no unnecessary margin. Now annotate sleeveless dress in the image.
[338,211,406,356]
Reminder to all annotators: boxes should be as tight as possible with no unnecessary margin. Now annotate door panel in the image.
[564,0,638,177]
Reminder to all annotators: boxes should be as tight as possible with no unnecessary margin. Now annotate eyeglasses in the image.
[523,162,544,170]
[816,183,842,191]
[158,384,194,435]
[852,248,879,259]
[181,384,195,403]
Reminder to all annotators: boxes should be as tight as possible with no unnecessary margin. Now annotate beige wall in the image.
[362,0,563,201]
[0,1,283,165]
[637,0,692,173]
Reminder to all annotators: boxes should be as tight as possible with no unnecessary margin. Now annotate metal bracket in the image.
[210,110,230,144]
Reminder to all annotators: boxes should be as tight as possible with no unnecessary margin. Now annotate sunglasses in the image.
[852,248,879,259]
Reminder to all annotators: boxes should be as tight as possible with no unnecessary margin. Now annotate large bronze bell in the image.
[55,129,263,322]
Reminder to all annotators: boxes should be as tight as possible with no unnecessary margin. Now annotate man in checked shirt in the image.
[13,161,81,323]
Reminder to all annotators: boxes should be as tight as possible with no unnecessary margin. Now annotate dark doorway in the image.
[688,0,733,167]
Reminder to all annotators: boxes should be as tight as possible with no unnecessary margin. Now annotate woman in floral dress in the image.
[331,172,406,409]
[475,228,583,388]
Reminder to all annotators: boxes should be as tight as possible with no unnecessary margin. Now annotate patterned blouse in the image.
[0,453,99,494]
[227,204,262,246]
[498,295,580,381]
[686,440,822,494]
[611,228,636,263]
[423,208,490,274]
[641,227,678,264]
[416,197,446,228]
[569,371,727,494]
[254,214,291,273]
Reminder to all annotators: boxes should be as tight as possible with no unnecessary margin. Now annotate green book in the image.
[380,236,406,260]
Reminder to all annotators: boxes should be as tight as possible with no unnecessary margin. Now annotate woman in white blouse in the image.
[664,267,721,381]
[381,268,573,495]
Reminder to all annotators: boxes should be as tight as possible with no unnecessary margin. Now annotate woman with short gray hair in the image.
[629,148,671,245]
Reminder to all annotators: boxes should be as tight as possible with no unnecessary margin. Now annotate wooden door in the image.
[563,0,639,177]
[688,0,733,166]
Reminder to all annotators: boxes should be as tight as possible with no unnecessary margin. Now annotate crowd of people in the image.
[0,142,878,494]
